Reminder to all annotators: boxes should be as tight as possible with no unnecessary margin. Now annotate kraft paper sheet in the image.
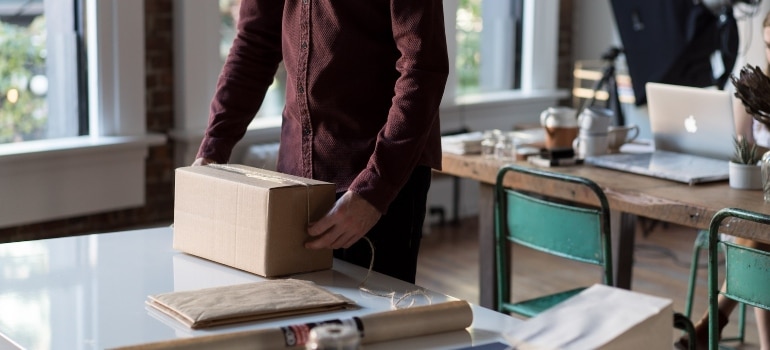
[146,279,354,329]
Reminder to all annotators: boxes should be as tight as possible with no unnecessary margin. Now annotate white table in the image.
[0,227,520,349]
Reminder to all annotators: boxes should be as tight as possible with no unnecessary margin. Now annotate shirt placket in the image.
[298,0,312,178]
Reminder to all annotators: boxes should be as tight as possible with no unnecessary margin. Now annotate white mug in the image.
[607,124,640,152]
[540,107,577,128]
[573,135,609,159]
[578,106,613,135]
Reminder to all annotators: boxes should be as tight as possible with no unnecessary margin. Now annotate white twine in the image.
[358,237,432,309]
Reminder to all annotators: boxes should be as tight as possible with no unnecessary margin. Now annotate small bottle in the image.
[481,129,501,158]
[494,132,516,161]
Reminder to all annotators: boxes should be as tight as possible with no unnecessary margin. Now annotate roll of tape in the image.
[306,323,360,350]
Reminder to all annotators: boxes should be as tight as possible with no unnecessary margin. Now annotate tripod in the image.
[580,46,625,126]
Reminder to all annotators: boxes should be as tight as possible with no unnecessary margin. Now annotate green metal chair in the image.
[494,164,613,317]
[707,208,770,350]
[684,229,746,345]
[494,164,697,349]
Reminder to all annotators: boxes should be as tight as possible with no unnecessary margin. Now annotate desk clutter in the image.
[441,106,645,168]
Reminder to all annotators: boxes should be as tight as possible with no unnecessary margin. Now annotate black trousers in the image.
[333,166,431,283]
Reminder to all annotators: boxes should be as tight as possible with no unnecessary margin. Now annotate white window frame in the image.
[0,0,165,229]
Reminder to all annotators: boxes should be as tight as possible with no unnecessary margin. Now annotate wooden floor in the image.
[415,216,761,349]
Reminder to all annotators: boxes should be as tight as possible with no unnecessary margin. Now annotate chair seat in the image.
[501,287,586,318]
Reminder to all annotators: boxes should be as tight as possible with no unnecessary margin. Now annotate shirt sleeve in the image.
[196,0,285,164]
[348,0,449,213]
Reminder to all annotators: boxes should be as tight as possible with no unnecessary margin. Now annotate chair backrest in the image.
[494,164,614,313]
[708,208,770,350]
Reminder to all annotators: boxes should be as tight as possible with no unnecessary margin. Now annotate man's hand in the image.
[192,157,216,166]
[306,191,382,250]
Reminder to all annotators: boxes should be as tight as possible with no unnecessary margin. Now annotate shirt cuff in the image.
[347,168,401,214]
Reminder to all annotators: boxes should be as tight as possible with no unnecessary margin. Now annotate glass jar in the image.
[481,129,501,158]
[494,132,516,161]
[761,150,770,202]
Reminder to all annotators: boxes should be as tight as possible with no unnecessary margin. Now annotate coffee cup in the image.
[573,135,609,159]
[607,124,640,152]
[578,106,613,135]
[540,107,577,128]
[540,107,578,151]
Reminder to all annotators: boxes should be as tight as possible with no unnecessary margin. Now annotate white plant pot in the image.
[729,162,762,190]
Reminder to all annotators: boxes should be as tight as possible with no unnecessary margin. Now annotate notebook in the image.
[585,83,735,185]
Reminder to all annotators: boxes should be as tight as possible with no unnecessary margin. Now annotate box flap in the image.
[177,165,332,189]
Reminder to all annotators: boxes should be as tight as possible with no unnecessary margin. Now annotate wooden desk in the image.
[0,226,520,350]
[440,152,770,309]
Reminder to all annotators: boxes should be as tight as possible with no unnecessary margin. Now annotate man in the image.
[194,0,449,283]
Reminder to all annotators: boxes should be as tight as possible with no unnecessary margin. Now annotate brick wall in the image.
[0,0,175,243]
[557,0,574,105]
[0,1,576,243]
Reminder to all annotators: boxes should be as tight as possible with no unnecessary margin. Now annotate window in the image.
[456,0,523,96]
[0,0,162,228]
[174,0,563,143]
[213,0,525,120]
[0,0,83,144]
[219,0,285,121]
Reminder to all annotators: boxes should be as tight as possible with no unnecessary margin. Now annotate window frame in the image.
[0,0,165,229]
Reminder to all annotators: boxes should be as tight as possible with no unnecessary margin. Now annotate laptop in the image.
[585,82,735,185]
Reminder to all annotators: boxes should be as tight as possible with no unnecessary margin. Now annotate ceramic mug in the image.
[578,106,613,135]
[540,107,577,128]
[573,135,609,159]
[607,124,640,152]
[540,107,578,151]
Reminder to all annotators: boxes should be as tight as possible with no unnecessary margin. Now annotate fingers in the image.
[305,191,381,250]
[192,157,216,166]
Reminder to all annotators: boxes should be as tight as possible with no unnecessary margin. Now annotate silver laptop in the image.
[585,83,735,185]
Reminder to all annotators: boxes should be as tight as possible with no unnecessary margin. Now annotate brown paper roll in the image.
[114,300,473,350]
[358,300,473,344]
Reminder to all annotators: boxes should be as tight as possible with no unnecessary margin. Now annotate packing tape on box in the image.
[208,164,312,222]
[113,300,473,350]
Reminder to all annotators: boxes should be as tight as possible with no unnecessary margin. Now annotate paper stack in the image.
[441,132,484,155]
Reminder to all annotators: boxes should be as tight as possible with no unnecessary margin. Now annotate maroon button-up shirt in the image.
[197,0,449,213]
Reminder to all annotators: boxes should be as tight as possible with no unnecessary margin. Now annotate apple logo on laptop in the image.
[684,115,698,133]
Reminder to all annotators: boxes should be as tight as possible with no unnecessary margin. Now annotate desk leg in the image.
[611,211,636,289]
[478,183,497,310]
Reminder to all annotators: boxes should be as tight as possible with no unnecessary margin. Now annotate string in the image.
[358,237,432,309]
[208,165,428,308]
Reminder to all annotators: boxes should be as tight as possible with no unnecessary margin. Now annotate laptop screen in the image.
[645,82,735,161]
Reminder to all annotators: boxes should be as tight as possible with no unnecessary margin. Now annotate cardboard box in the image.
[173,164,335,277]
[504,284,673,349]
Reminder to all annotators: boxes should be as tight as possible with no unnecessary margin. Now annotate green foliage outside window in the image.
[456,0,482,95]
[0,17,46,144]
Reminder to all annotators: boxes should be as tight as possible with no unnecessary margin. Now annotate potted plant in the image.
[729,135,762,189]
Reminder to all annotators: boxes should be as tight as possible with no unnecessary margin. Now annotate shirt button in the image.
[298,86,305,94]
[303,128,311,135]
[303,0,308,3]
[301,42,307,50]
